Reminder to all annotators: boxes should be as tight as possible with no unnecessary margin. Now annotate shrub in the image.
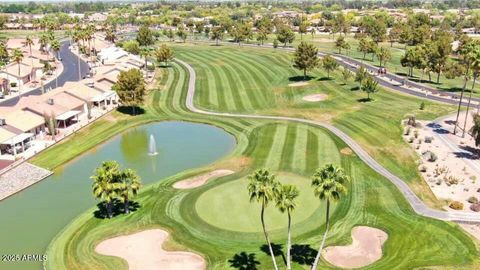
[418,165,427,172]
[445,175,459,186]
[414,130,419,138]
[273,39,279,48]
[424,136,433,143]
[471,203,480,212]
[468,196,478,204]
[10,82,16,87]
[423,151,437,162]
[408,137,414,143]
[419,101,425,110]
[404,126,411,135]
[449,201,464,210]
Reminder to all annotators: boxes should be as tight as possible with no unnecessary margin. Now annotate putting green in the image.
[195,173,333,233]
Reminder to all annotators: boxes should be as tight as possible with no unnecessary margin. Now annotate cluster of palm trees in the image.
[247,164,349,270]
[91,160,142,219]
[71,24,98,80]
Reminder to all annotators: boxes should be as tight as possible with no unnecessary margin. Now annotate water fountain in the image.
[148,134,158,156]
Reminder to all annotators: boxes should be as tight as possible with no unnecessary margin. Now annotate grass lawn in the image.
[189,31,479,96]
[0,29,66,40]
[42,46,480,269]
[173,43,454,207]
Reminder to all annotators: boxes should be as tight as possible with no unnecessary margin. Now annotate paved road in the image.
[177,58,480,223]
[0,41,89,107]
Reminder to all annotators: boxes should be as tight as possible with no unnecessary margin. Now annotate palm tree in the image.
[116,168,141,214]
[462,44,480,137]
[454,41,478,134]
[50,39,61,88]
[247,169,280,270]
[11,49,24,93]
[39,33,49,53]
[275,184,299,270]
[0,42,9,94]
[24,36,33,57]
[140,47,151,72]
[310,164,349,270]
[91,161,120,219]
[73,30,82,81]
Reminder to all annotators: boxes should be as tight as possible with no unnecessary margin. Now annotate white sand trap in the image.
[96,229,206,270]
[288,81,309,87]
[173,169,235,189]
[322,226,388,269]
[303,94,328,102]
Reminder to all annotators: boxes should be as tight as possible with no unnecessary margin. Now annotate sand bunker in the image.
[96,229,206,270]
[173,169,234,189]
[302,94,328,102]
[340,147,353,156]
[288,81,309,87]
[322,226,388,269]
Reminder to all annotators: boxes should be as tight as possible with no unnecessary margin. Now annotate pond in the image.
[0,121,236,270]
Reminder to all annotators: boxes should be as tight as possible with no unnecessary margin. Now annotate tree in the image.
[247,169,280,270]
[139,47,151,72]
[176,26,187,43]
[361,75,379,100]
[358,38,376,60]
[137,25,154,46]
[470,114,480,147]
[335,36,350,54]
[122,40,140,55]
[91,161,120,219]
[256,29,268,45]
[293,41,319,79]
[114,68,146,115]
[115,168,141,214]
[105,28,116,43]
[11,48,23,92]
[401,46,426,77]
[276,25,295,47]
[275,184,299,270]
[376,47,391,67]
[299,22,308,40]
[454,41,480,135]
[154,44,174,66]
[50,39,61,88]
[461,42,480,137]
[310,164,349,270]
[210,26,224,46]
[322,55,338,79]
[388,23,402,47]
[24,36,34,58]
[341,67,352,84]
[355,66,369,88]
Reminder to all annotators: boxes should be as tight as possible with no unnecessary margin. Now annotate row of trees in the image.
[91,161,142,218]
[248,165,349,270]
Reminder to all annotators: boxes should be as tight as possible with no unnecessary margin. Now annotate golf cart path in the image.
[177,58,480,223]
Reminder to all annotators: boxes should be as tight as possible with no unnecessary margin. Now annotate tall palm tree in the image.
[91,161,120,219]
[462,43,480,137]
[39,33,49,53]
[310,164,349,270]
[115,168,141,214]
[0,42,9,94]
[247,169,280,270]
[11,49,24,93]
[275,184,299,270]
[73,30,82,81]
[50,39,61,88]
[140,47,151,72]
[454,41,478,134]
[24,36,33,57]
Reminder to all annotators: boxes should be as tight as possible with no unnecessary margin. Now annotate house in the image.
[63,81,118,107]
[0,125,34,156]
[26,91,86,129]
[88,13,108,22]
[0,62,35,86]
[2,109,45,136]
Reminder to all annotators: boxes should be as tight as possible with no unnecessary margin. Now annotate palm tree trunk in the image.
[454,65,471,134]
[287,211,292,270]
[261,199,279,270]
[125,196,129,214]
[463,75,477,137]
[311,200,330,270]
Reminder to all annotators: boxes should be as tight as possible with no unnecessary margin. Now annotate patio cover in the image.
[1,132,33,145]
[56,110,81,121]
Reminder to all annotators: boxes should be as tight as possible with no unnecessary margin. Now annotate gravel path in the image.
[0,162,52,201]
[177,58,480,223]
